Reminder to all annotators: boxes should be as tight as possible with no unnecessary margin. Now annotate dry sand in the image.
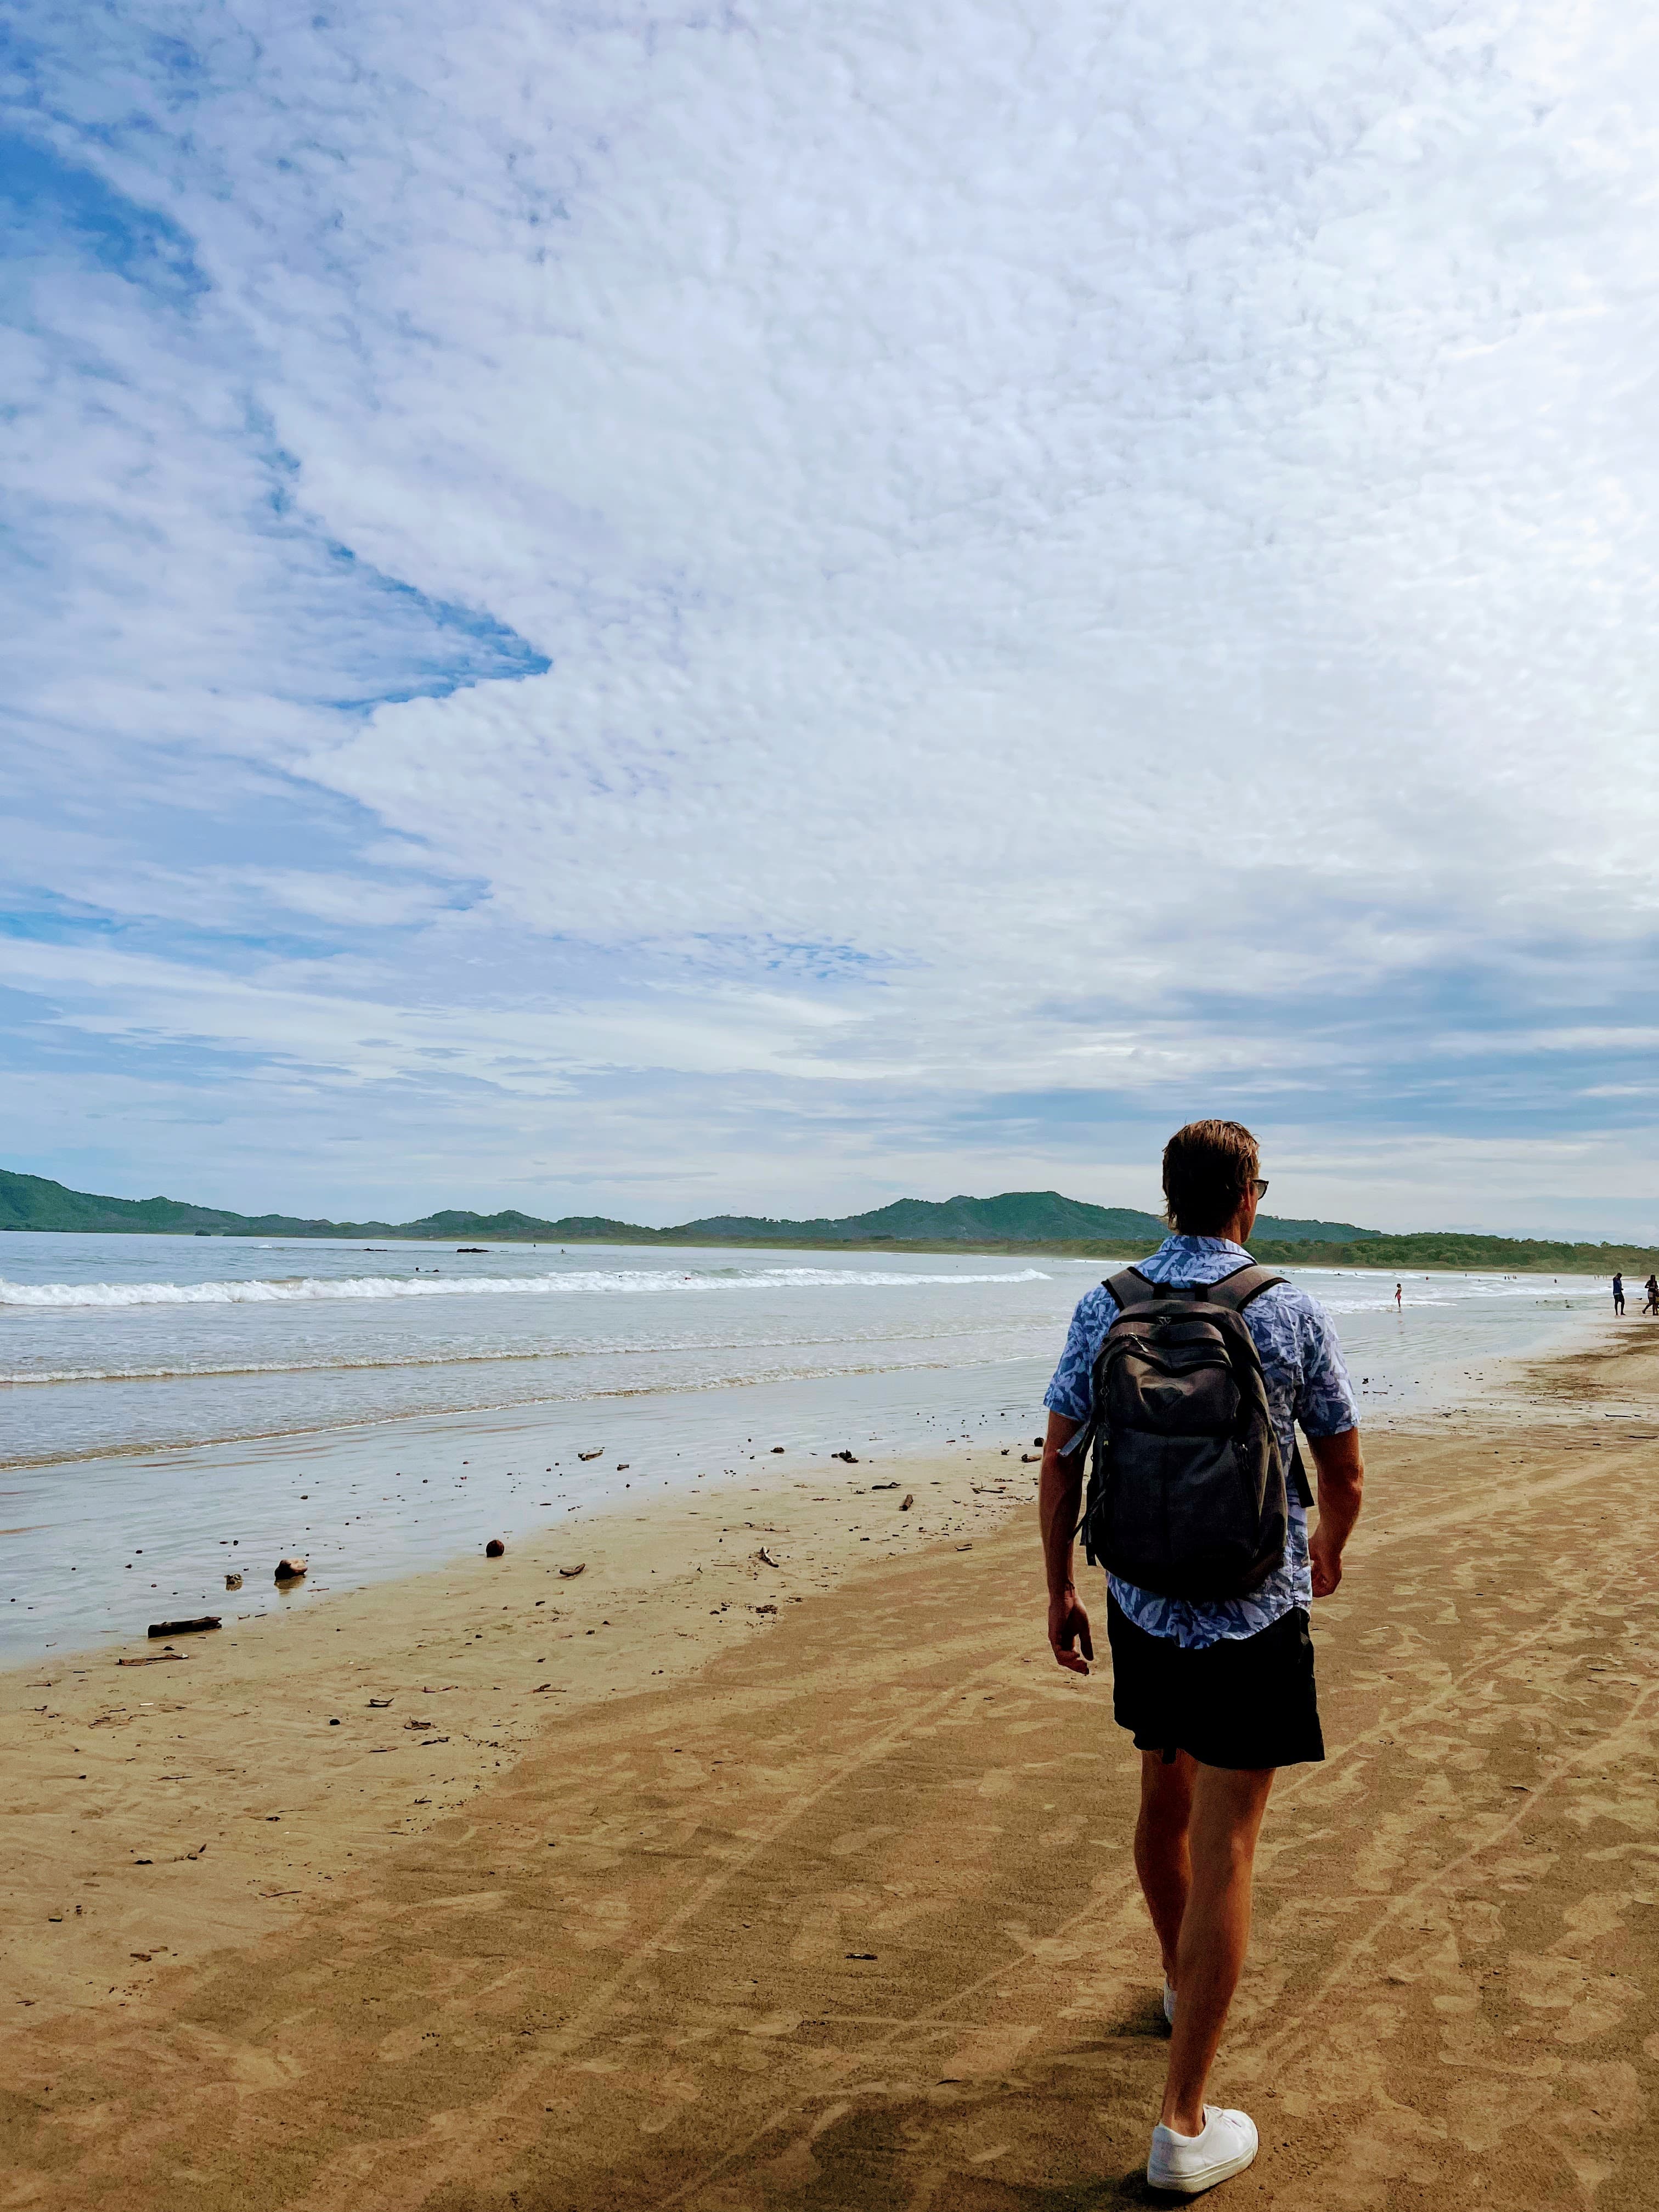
[4,1337,1659,2208]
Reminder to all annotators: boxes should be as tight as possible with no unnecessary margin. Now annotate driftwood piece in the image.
[148,1616,221,1638]
[577,1449,603,1462]
[900,1494,915,1511]
[117,1652,189,1666]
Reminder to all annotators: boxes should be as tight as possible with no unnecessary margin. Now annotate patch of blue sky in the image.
[0,901,385,972]
[307,543,550,711]
[243,417,549,706]
[0,129,207,302]
[680,938,899,985]
[0,906,127,946]
[2,136,549,723]
[759,940,892,980]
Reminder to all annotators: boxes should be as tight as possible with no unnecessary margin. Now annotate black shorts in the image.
[1105,1594,1324,1771]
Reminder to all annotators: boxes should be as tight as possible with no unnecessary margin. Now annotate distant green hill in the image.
[4,1167,1650,1269]
[678,1193,1378,1245]
[0,1171,1377,1250]
[681,1193,1177,1244]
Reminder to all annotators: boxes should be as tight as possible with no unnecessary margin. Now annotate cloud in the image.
[4,2,1659,1231]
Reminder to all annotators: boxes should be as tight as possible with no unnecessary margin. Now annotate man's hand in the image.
[1048,1589,1094,1674]
[1308,1532,1342,1598]
[1306,1427,1363,1600]
[1038,1410,1090,1671]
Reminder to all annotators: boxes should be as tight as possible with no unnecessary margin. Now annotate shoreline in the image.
[1,1440,1029,2017]
[2,1272,1615,1669]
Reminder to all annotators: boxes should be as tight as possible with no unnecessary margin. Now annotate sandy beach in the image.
[4,1331,1659,2209]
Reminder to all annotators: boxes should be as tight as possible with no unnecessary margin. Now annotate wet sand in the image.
[4,1334,1659,2208]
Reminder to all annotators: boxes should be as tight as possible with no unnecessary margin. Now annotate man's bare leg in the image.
[1159,1762,1277,2136]
[1135,1750,1195,1987]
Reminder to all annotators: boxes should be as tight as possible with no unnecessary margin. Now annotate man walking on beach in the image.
[1613,1272,1626,1316]
[1038,1120,1363,2194]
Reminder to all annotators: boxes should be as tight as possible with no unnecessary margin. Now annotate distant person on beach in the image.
[1644,1274,1658,1317]
[1039,1119,1362,2196]
[1395,1282,1402,1312]
[1613,1272,1625,1315]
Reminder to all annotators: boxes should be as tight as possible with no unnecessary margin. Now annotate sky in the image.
[4,2,1659,1239]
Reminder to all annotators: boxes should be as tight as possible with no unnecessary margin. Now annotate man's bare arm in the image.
[1039,1408,1093,1673]
[1306,1427,1363,1598]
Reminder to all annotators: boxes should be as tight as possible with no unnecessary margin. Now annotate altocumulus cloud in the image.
[4,1,1659,1235]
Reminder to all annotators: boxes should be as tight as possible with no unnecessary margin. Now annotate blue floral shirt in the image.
[1044,1235,1358,1649]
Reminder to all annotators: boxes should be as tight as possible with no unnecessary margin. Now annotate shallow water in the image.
[0,1233,1617,1661]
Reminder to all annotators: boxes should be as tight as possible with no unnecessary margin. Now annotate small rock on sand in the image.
[754,1546,781,1567]
[225,1572,243,1589]
[558,1562,586,1578]
[486,1538,505,1557]
[275,1557,308,1581]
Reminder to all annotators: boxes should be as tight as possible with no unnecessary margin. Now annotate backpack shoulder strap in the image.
[1289,1439,1314,1509]
[1106,1267,1157,1310]
[1201,1263,1285,1312]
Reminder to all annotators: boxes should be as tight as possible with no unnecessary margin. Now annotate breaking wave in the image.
[0,1265,1050,1311]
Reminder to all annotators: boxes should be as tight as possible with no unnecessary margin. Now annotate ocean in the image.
[0,1233,1615,1662]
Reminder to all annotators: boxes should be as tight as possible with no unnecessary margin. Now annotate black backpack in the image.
[1070,1263,1312,1601]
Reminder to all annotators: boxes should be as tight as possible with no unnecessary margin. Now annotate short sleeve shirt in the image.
[1044,1235,1358,1649]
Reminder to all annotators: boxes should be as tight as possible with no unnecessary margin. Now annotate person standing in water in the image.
[1393,1283,1402,1313]
[1613,1272,1626,1316]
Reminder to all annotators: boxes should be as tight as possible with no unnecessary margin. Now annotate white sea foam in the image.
[0,1265,1050,1311]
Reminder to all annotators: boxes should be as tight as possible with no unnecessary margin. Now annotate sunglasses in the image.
[1252,1178,1269,1198]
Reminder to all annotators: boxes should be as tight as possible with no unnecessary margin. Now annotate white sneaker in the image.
[1163,1978,1177,2026]
[1147,2106,1258,2194]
